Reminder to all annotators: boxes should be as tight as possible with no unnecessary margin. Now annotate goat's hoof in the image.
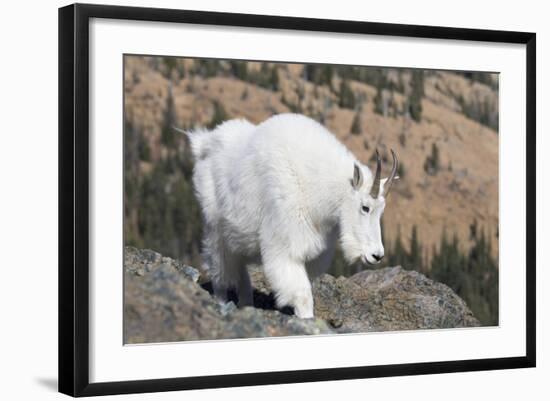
[294,308,314,319]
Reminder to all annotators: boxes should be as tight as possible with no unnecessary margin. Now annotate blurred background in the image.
[123,55,499,326]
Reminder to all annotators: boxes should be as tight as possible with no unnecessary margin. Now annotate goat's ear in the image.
[352,163,363,190]
[380,176,400,193]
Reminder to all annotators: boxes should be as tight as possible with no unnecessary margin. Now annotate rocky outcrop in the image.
[124,247,479,344]
[313,267,479,332]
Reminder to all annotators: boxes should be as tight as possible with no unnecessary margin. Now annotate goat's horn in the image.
[383,149,399,197]
[370,150,382,198]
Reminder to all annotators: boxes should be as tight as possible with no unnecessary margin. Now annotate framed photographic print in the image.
[58,3,536,397]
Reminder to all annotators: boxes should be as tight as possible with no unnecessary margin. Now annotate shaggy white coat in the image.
[186,113,389,318]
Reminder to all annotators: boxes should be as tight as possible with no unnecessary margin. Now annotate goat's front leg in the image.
[262,256,314,318]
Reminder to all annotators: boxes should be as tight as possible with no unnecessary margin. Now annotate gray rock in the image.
[313,266,479,332]
[124,247,332,343]
[124,247,479,344]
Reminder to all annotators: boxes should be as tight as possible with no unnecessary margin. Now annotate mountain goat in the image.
[183,113,398,318]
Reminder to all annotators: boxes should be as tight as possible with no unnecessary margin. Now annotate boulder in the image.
[124,247,479,344]
[313,266,479,332]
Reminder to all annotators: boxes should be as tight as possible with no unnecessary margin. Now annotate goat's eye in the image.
[361,205,370,214]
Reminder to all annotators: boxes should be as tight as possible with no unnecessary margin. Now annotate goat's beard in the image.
[339,232,364,265]
[338,204,364,264]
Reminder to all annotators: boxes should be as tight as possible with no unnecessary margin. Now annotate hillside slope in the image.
[124,56,499,264]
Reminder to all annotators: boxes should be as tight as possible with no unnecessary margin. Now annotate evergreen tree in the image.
[195,59,220,77]
[397,160,406,178]
[248,63,279,91]
[138,132,151,162]
[350,111,362,135]
[161,57,177,79]
[374,86,384,115]
[304,64,334,87]
[230,60,248,80]
[269,66,280,91]
[160,86,176,147]
[207,101,229,129]
[124,118,141,247]
[408,225,422,271]
[398,131,407,147]
[281,94,301,113]
[131,146,203,267]
[388,226,407,267]
[408,70,424,122]
[429,224,498,326]
[339,80,356,109]
[469,219,479,240]
[423,143,440,175]
[320,65,335,87]
[458,94,498,131]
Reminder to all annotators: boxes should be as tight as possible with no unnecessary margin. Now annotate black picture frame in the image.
[58,3,536,397]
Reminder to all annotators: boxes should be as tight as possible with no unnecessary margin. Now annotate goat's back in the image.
[189,113,354,254]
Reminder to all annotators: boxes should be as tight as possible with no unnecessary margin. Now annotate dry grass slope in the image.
[124,56,498,263]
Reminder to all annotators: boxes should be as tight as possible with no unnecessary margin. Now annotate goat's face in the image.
[339,151,399,266]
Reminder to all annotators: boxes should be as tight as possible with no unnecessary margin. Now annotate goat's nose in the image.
[372,253,384,262]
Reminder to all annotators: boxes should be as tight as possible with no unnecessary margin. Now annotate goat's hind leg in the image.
[202,225,233,302]
[211,256,236,303]
[236,264,253,307]
[219,249,253,307]
[205,231,251,306]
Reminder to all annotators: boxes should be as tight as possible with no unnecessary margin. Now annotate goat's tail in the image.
[173,126,211,160]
